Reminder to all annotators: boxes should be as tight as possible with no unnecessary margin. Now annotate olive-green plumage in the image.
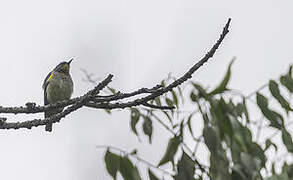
[43,59,74,132]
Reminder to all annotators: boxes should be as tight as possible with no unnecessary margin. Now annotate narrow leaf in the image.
[105,150,121,179]
[143,116,153,143]
[187,113,194,137]
[171,89,179,108]
[203,126,219,153]
[119,156,142,180]
[282,128,293,153]
[158,136,180,166]
[269,80,292,112]
[130,108,140,136]
[174,151,195,180]
[208,59,234,96]
[280,65,293,93]
[256,93,283,129]
[148,169,160,180]
[265,139,278,152]
[165,97,174,107]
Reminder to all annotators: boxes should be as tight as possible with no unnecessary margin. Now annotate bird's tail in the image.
[45,122,53,132]
[45,108,63,132]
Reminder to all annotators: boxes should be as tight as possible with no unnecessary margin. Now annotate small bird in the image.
[43,59,74,132]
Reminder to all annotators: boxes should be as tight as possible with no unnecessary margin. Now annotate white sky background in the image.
[0,0,292,179]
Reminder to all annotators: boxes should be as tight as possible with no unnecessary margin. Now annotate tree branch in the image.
[0,18,231,130]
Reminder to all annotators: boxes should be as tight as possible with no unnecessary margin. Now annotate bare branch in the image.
[0,74,113,130]
[0,18,231,130]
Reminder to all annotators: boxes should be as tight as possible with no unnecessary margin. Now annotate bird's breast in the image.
[46,75,73,103]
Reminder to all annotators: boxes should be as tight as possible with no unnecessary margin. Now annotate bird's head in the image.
[54,58,73,74]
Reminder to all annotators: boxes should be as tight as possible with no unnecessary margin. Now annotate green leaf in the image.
[119,156,142,180]
[148,169,160,180]
[190,91,198,102]
[282,128,293,153]
[282,163,293,178]
[165,97,174,107]
[231,164,246,180]
[248,143,266,167]
[178,119,184,138]
[266,173,290,180]
[158,136,180,166]
[280,65,293,93]
[203,126,219,153]
[191,83,207,98]
[265,139,278,152]
[163,111,173,123]
[210,98,233,139]
[107,86,116,94]
[187,113,194,137]
[161,79,166,87]
[177,85,184,100]
[269,80,292,112]
[105,109,111,114]
[171,89,179,108]
[105,150,121,179]
[130,149,137,155]
[240,152,261,175]
[174,151,195,180]
[208,59,234,96]
[242,99,250,123]
[142,116,153,143]
[130,108,140,136]
[154,97,162,106]
[256,93,283,129]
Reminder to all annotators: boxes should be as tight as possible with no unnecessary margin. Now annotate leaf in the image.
[130,108,140,136]
[282,163,293,178]
[203,126,219,153]
[148,169,160,180]
[154,97,162,106]
[266,173,290,180]
[265,139,278,152]
[248,143,266,167]
[171,89,179,108]
[240,152,261,175]
[158,136,180,166]
[174,151,195,180]
[191,82,207,98]
[177,85,184,100]
[208,59,234,96]
[269,80,292,112]
[280,65,293,93]
[242,99,250,123]
[178,119,184,138]
[256,93,283,129]
[143,116,153,143]
[107,86,116,94]
[282,128,293,153]
[130,149,137,155]
[165,97,174,107]
[190,91,197,102]
[105,150,121,179]
[187,113,194,137]
[105,109,111,114]
[231,164,246,180]
[210,98,233,139]
[163,111,172,123]
[119,156,142,180]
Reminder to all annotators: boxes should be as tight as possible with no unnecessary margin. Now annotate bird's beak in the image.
[68,58,73,65]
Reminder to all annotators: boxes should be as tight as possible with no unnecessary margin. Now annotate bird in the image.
[43,59,74,132]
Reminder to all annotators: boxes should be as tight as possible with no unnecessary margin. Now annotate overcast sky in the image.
[0,0,292,180]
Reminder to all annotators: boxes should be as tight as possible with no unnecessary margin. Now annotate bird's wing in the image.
[43,71,53,105]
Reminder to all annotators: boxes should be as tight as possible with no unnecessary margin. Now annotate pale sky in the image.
[0,0,292,180]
